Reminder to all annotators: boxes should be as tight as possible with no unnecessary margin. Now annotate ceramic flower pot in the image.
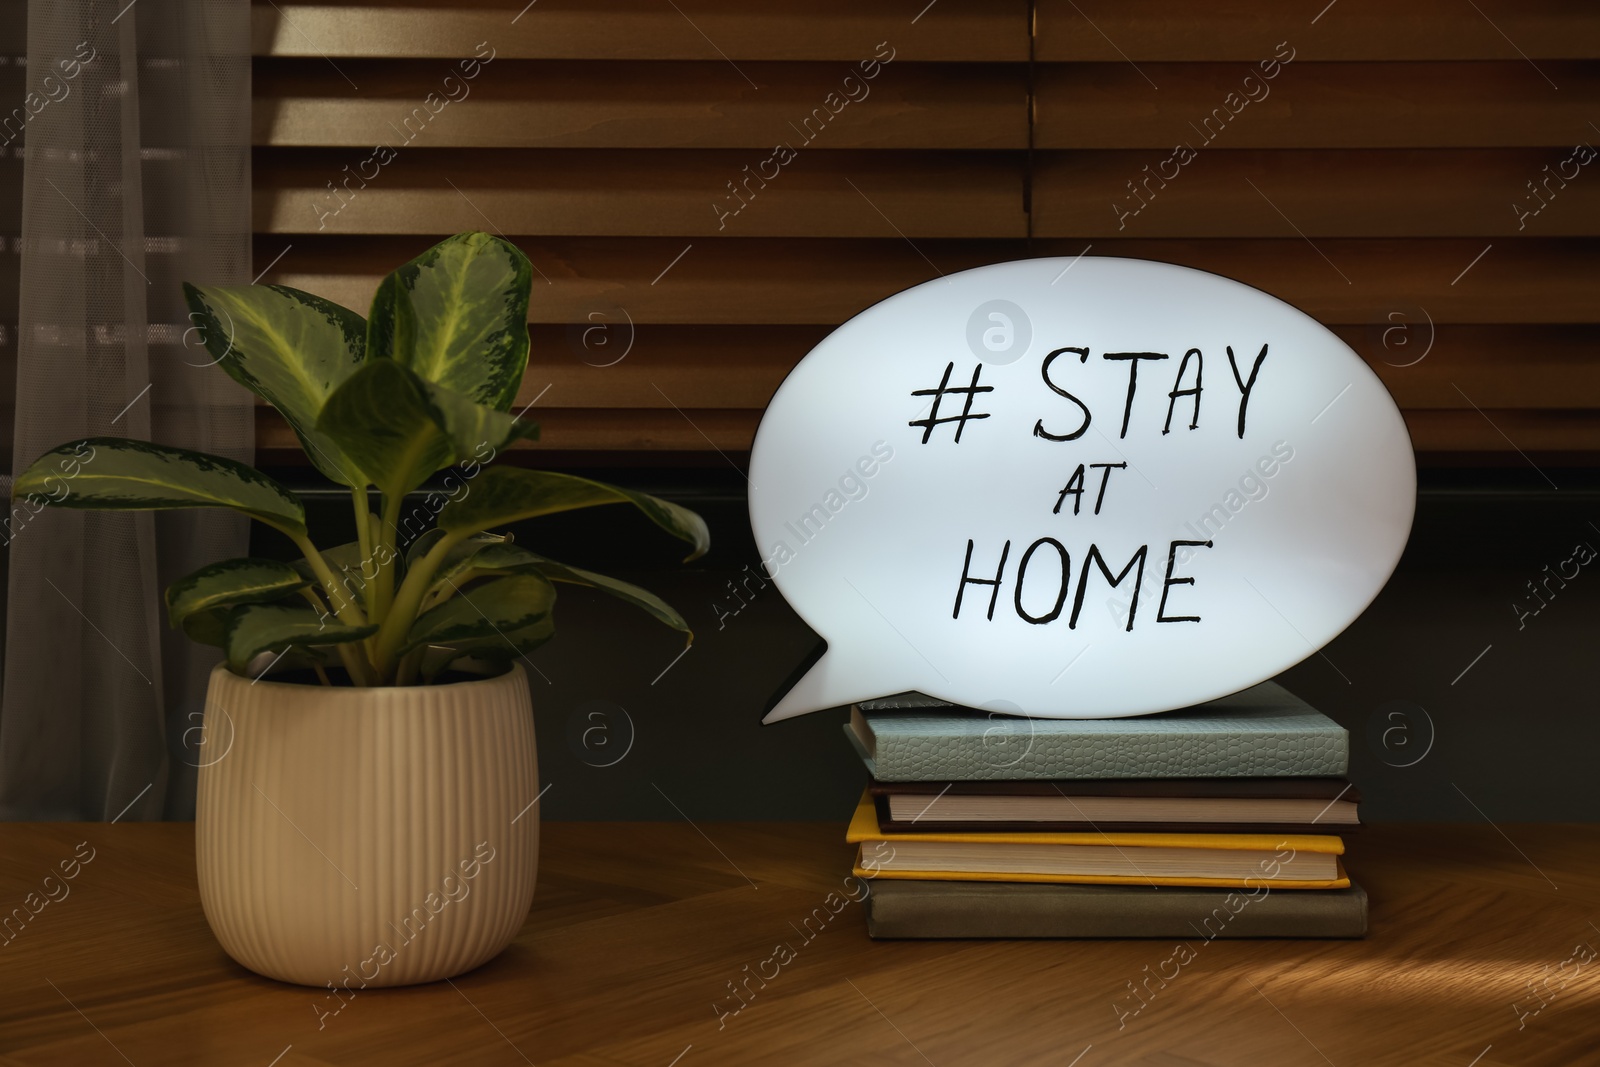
[194,662,538,988]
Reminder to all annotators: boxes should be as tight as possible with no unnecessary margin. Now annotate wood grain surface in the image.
[0,821,1595,1065]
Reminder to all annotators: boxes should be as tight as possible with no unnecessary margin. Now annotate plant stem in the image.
[298,585,375,687]
[370,529,462,678]
[289,533,367,629]
[336,643,375,687]
[395,646,424,686]
[370,490,405,626]
[351,484,374,585]
[312,662,332,686]
[352,487,383,669]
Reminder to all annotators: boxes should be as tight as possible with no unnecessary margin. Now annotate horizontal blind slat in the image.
[1035,62,1599,149]
[1035,150,1600,238]
[255,61,1027,149]
[251,1,1027,61]
[255,151,1027,238]
[1035,0,1600,62]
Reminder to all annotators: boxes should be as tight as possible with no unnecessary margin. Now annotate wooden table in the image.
[0,822,1595,1066]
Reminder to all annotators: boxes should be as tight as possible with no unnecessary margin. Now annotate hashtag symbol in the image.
[908,361,994,444]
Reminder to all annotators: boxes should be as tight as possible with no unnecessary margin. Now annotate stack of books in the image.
[843,682,1367,938]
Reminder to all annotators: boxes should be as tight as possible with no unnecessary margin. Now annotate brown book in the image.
[870,777,1360,835]
[864,878,1368,939]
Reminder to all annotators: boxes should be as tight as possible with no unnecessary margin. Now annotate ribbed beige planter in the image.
[195,662,538,988]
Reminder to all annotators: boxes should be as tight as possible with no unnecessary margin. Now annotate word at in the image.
[312,42,497,230]
[1106,442,1295,624]
[1111,843,1296,1030]
[714,42,897,229]
[1054,462,1127,516]
[713,841,891,1029]
[1512,540,1595,630]
[759,440,894,579]
[2,441,96,545]
[714,564,771,630]
[1513,939,1595,1030]
[312,841,497,1028]
[1113,41,1296,230]
[0,840,96,948]
[0,40,97,148]
[1514,142,1596,231]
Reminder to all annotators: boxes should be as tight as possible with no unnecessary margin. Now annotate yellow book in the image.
[847,790,1349,889]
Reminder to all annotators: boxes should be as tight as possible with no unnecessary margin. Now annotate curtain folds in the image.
[0,0,253,820]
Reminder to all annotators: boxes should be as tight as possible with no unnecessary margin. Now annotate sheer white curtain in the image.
[0,0,253,820]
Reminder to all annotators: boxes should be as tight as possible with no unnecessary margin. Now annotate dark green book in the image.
[849,681,1348,781]
[864,879,1367,939]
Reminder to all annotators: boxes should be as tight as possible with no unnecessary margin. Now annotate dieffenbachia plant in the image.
[12,232,707,686]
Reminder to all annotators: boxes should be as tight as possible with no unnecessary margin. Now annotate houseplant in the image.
[13,231,708,987]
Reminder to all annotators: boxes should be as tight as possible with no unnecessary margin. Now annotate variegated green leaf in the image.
[291,540,376,610]
[181,608,229,649]
[14,438,307,536]
[436,467,709,560]
[222,603,378,673]
[318,359,452,497]
[523,554,690,640]
[402,573,556,654]
[428,614,555,678]
[317,360,534,498]
[428,540,689,639]
[367,231,532,410]
[165,557,310,629]
[182,282,369,486]
[426,380,538,458]
[406,529,496,580]
[404,527,488,572]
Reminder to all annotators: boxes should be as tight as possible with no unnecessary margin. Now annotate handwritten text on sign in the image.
[750,257,1415,721]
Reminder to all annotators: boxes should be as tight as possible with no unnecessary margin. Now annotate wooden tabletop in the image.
[0,821,1595,1066]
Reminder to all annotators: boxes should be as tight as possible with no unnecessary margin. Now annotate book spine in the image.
[865,884,1367,939]
[870,735,1347,781]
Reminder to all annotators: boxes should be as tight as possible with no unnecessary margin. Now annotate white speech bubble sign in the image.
[750,257,1415,722]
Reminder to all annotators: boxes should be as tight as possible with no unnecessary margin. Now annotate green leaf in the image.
[430,540,690,639]
[527,555,691,640]
[404,527,465,571]
[182,282,369,487]
[165,558,311,629]
[425,380,538,458]
[317,361,534,497]
[421,614,555,683]
[436,467,709,561]
[411,530,499,583]
[14,438,308,536]
[181,608,230,649]
[433,615,555,671]
[403,573,556,654]
[222,603,378,673]
[291,540,376,610]
[318,359,453,497]
[367,232,532,410]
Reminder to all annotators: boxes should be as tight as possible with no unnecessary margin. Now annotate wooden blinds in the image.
[251,0,1600,466]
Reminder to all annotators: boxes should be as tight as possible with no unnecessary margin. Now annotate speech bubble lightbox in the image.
[750,257,1415,722]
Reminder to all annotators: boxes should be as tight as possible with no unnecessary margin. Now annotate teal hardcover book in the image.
[845,682,1347,782]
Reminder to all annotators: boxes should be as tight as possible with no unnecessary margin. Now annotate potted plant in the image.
[13,231,707,988]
